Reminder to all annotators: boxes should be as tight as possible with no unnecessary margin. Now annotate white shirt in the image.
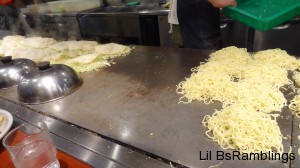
[168,0,179,25]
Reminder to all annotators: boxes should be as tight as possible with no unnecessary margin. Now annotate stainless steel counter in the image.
[0,46,297,167]
[80,5,168,15]
[77,6,169,46]
[0,97,169,168]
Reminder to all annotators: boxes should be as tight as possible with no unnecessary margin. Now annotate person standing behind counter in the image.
[169,0,237,49]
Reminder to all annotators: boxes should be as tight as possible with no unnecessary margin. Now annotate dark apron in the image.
[177,0,221,49]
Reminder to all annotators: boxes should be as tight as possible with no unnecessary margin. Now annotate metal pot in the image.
[0,56,36,89]
[17,61,82,104]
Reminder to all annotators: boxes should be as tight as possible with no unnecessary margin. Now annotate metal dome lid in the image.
[0,56,36,89]
[17,61,83,104]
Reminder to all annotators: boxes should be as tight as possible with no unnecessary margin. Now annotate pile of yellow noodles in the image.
[177,46,300,154]
[202,105,283,154]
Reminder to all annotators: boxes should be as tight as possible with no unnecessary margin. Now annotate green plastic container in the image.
[223,0,300,31]
[127,1,140,6]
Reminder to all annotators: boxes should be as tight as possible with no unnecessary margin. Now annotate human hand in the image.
[208,0,237,8]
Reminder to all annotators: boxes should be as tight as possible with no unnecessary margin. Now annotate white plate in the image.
[0,109,13,140]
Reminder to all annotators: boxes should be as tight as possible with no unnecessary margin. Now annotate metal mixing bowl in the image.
[17,61,82,104]
[0,56,36,89]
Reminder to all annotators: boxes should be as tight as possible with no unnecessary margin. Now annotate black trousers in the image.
[177,0,221,49]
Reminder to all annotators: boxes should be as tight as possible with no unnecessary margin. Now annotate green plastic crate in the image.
[223,0,300,31]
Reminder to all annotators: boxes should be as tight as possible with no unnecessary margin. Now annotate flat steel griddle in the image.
[0,46,296,167]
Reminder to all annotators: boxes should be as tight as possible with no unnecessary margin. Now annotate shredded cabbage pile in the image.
[0,36,133,73]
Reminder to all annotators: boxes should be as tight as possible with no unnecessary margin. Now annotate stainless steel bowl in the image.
[17,62,82,104]
[0,56,36,89]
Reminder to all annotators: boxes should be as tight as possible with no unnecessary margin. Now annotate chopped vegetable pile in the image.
[0,36,133,73]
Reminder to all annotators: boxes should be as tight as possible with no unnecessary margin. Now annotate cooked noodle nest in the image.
[202,105,283,154]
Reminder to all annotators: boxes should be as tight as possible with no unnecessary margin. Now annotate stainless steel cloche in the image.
[0,56,36,89]
[17,61,82,104]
